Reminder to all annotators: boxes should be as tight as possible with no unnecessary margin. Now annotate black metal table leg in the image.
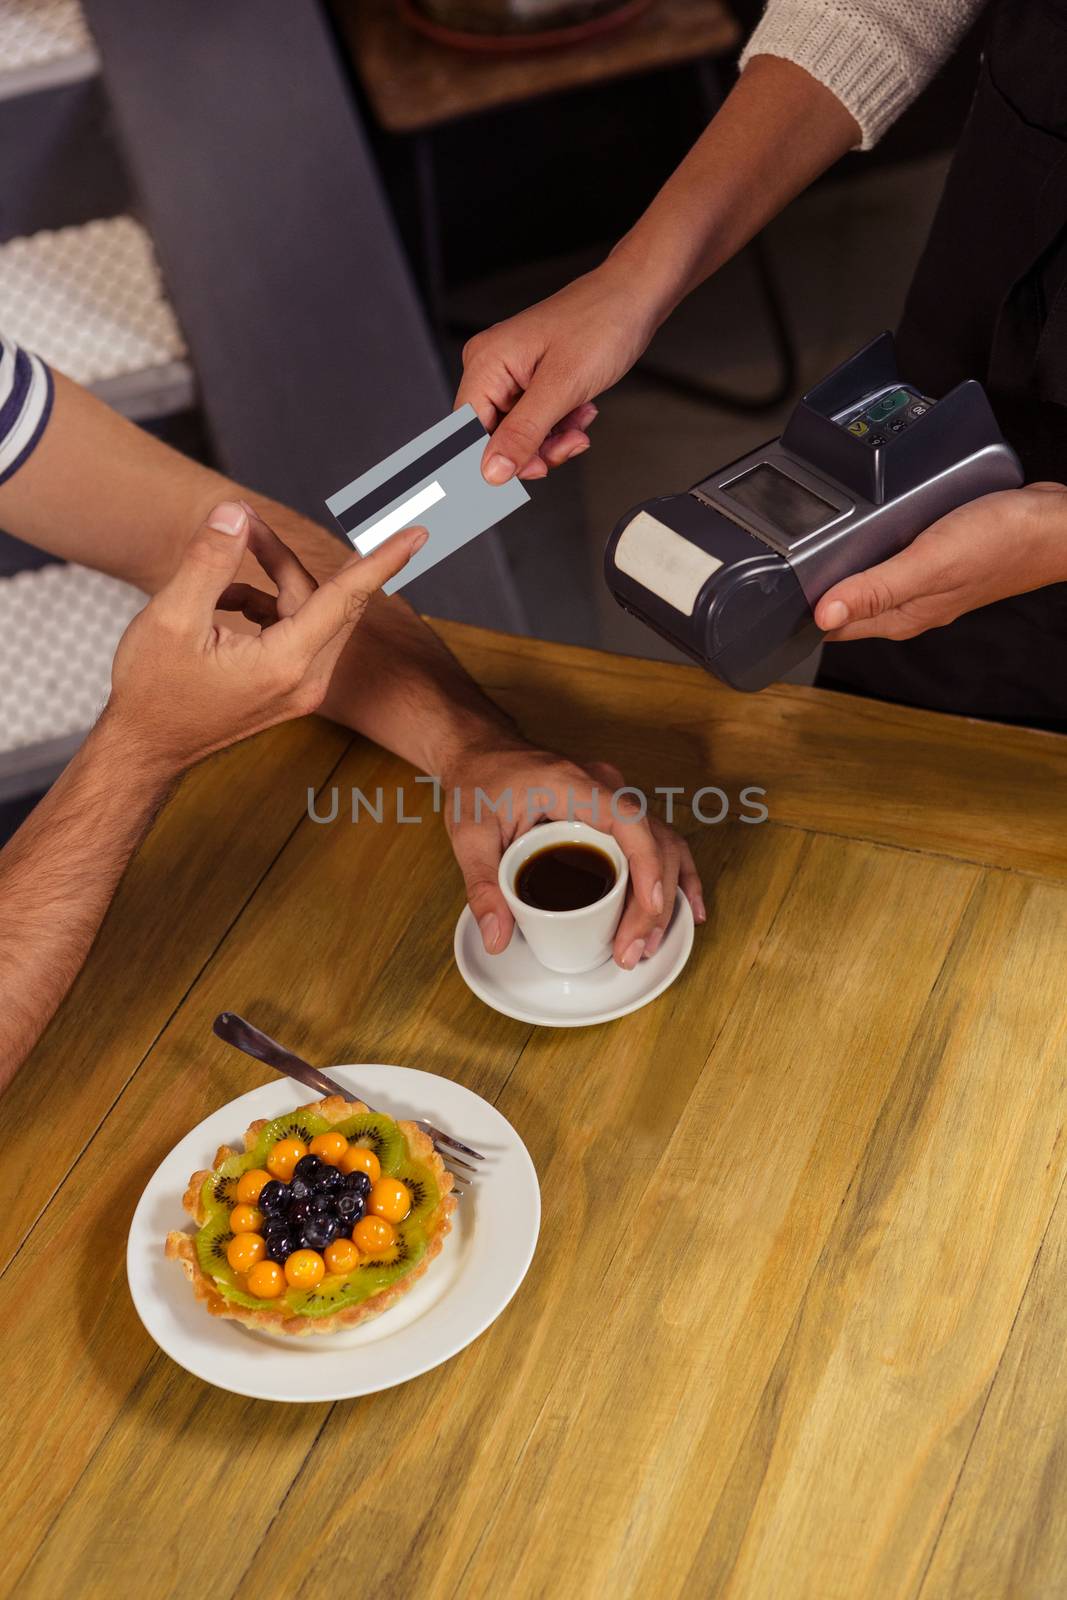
[413,130,451,345]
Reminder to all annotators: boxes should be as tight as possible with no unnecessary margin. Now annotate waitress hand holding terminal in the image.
[457,0,1067,726]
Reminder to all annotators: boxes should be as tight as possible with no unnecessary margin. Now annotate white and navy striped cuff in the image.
[0,334,54,487]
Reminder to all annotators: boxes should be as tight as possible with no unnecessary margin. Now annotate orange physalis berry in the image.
[284,1249,325,1288]
[367,1178,411,1224]
[324,1238,360,1275]
[309,1131,349,1166]
[229,1204,263,1234]
[246,1260,285,1299]
[236,1169,272,1205]
[339,1145,381,1183]
[353,1214,396,1255]
[266,1137,307,1181]
[226,1233,266,1273]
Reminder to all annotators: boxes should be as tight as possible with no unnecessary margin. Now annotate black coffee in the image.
[515,843,616,911]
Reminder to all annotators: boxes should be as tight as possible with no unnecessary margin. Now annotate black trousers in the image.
[817,0,1067,726]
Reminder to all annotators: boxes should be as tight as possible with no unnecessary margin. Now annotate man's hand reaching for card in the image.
[107,501,426,773]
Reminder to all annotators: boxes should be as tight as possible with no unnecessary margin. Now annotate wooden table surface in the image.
[3,622,1067,1600]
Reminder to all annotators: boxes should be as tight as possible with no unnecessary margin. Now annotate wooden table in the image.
[3,622,1067,1599]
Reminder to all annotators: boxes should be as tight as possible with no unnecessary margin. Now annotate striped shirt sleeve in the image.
[0,332,54,487]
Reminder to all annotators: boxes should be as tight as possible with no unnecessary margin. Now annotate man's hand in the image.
[107,501,426,771]
[815,484,1067,642]
[442,744,705,969]
[456,262,661,486]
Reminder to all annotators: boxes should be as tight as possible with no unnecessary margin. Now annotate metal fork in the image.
[212,1013,485,1184]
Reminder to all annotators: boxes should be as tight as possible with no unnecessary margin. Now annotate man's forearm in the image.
[0,373,520,776]
[607,56,862,327]
[0,716,173,1087]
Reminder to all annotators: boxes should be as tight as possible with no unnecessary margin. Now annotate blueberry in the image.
[336,1191,364,1222]
[288,1176,312,1202]
[311,1190,335,1213]
[258,1180,291,1215]
[288,1198,313,1225]
[314,1166,344,1195]
[264,1230,294,1262]
[303,1215,341,1250]
[293,1154,324,1185]
[343,1171,372,1199]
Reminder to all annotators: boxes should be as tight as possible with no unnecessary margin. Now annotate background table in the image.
[338,0,795,413]
[339,0,739,132]
[3,623,1067,1599]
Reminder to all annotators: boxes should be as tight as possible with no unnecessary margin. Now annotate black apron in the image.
[816,0,1067,728]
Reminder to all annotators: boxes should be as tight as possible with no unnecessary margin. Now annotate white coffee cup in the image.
[498,820,628,974]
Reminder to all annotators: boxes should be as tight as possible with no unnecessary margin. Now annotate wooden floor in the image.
[2,622,1066,1599]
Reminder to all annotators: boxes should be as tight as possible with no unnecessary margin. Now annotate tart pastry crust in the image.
[166,1096,456,1337]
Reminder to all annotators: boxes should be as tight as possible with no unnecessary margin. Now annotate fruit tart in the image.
[166,1095,456,1337]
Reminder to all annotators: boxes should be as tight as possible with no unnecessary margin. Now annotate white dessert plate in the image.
[454,886,695,1027]
[127,1064,540,1402]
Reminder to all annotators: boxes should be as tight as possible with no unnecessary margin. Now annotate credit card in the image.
[325,404,530,594]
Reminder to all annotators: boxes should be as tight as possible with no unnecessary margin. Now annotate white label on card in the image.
[353,480,446,555]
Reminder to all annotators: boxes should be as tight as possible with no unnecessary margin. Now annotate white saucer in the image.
[127,1065,540,1402]
[454,887,695,1027]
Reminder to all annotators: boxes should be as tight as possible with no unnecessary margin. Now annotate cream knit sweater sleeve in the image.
[738,0,989,149]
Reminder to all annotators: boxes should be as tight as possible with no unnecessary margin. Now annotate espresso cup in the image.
[499,820,628,974]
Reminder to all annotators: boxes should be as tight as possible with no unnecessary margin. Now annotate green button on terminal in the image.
[868,388,910,422]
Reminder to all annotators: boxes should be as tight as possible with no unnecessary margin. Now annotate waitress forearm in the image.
[606,56,861,326]
[456,56,861,477]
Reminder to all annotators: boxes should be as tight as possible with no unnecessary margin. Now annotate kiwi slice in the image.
[288,1222,428,1318]
[393,1159,441,1227]
[248,1108,332,1165]
[332,1110,406,1174]
[195,1211,235,1279]
[199,1150,256,1218]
